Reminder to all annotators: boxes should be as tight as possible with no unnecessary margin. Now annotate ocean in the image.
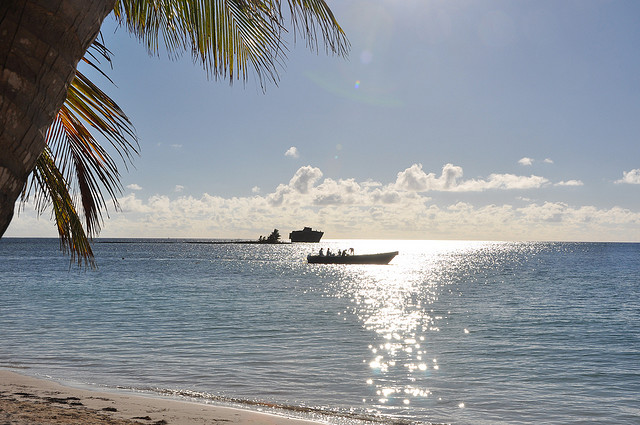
[0,238,638,424]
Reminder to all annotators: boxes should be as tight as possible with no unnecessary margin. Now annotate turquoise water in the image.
[0,238,638,424]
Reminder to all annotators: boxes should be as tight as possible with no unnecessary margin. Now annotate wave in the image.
[121,385,432,425]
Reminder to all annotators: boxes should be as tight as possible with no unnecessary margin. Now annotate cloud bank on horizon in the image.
[9,164,640,242]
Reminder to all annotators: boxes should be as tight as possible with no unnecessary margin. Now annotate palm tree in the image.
[0,0,348,264]
[266,229,281,243]
[0,0,114,238]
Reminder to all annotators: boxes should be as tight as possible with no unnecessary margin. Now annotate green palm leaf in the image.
[113,0,348,85]
[22,40,139,266]
[29,148,96,268]
[48,44,139,235]
[286,0,349,56]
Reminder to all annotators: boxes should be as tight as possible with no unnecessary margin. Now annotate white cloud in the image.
[518,157,534,166]
[7,164,640,242]
[371,186,403,204]
[174,185,185,192]
[252,186,261,194]
[126,184,143,191]
[544,158,554,164]
[170,144,183,149]
[395,163,463,191]
[285,146,299,158]
[118,193,149,213]
[395,163,548,192]
[441,163,464,189]
[456,173,549,191]
[266,166,322,206]
[289,165,323,194]
[615,169,640,184]
[555,180,583,187]
[266,184,290,207]
[313,178,362,205]
[395,163,432,191]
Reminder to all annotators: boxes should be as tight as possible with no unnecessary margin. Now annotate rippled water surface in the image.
[0,239,638,424]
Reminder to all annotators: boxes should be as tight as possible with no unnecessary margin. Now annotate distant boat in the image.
[307,251,398,265]
[289,227,324,243]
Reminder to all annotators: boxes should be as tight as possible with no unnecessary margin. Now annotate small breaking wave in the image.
[122,385,435,425]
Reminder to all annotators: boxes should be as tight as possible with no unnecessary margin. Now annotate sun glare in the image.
[318,239,490,410]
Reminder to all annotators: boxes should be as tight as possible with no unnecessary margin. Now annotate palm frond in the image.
[81,33,116,84]
[22,39,138,266]
[42,67,139,238]
[113,0,349,85]
[28,148,96,268]
[285,0,349,56]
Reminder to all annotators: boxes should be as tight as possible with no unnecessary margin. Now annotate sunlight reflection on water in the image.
[313,240,503,418]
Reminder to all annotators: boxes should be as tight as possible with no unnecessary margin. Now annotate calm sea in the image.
[0,238,638,424]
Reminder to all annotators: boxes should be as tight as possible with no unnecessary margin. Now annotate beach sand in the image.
[0,370,325,425]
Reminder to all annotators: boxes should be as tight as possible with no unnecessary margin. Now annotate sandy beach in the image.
[0,370,326,425]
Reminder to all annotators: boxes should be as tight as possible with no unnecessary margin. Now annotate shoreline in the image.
[0,370,329,425]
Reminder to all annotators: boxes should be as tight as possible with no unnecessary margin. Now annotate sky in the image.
[7,0,640,241]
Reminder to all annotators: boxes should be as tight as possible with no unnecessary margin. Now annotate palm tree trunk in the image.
[0,0,115,236]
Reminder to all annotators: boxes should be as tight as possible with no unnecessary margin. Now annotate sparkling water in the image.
[0,238,638,424]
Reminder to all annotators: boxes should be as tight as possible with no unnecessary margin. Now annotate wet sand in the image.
[0,370,324,425]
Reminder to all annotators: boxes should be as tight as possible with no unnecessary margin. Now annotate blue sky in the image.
[8,0,640,241]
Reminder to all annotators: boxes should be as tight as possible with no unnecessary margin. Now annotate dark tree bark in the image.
[0,0,115,236]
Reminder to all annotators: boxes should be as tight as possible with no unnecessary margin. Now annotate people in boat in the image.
[313,248,355,258]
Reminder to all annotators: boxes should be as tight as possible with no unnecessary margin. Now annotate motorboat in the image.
[307,251,398,265]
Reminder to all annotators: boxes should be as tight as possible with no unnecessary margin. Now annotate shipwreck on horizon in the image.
[289,227,324,243]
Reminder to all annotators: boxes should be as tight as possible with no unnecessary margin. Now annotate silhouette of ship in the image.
[289,227,324,243]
